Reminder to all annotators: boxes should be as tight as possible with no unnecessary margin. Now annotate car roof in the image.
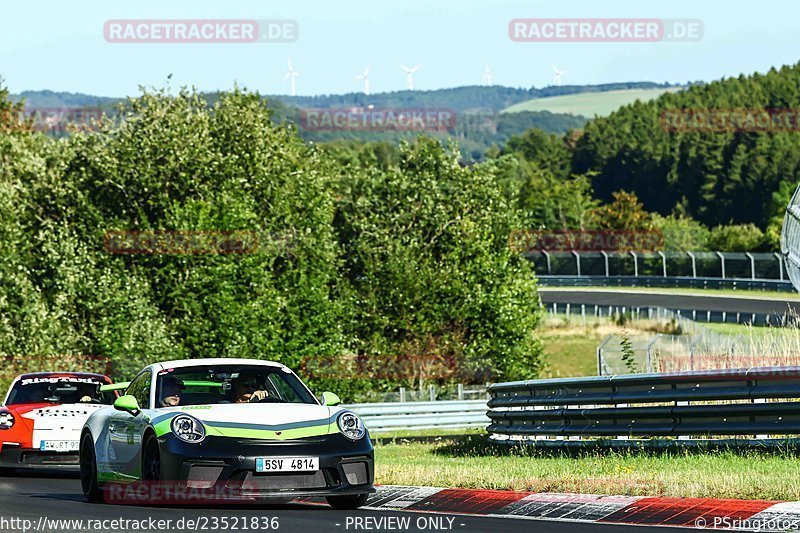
[152,358,289,371]
[16,371,111,381]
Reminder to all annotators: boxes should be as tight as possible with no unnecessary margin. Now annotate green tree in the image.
[335,138,544,388]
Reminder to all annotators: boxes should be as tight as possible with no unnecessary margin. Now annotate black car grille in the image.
[21,451,79,465]
[235,470,328,491]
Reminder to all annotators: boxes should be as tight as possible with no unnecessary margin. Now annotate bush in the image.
[651,214,710,251]
[708,224,766,252]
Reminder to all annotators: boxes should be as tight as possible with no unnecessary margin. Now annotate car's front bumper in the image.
[157,433,374,499]
[0,444,79,470]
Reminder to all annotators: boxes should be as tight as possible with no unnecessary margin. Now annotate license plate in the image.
[255,457,319,472]
[40,440,79,452]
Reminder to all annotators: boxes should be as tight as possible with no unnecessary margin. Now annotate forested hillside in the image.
[570,64,800,240]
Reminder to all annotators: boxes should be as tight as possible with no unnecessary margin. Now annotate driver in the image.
[159,376,185,407]
[232,372,269,403]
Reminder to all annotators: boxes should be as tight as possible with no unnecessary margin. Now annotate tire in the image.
[80,433,103,503]
[142,435,163,482]
[326,493,369,510]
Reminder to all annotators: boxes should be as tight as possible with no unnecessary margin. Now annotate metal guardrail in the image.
[347,400,490,432]
[537,275,795,292]
[486,367,800,442]
[526,250,788,282]
[545,301,793,327]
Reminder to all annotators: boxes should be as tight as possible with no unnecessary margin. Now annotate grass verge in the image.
[375,436,800,500]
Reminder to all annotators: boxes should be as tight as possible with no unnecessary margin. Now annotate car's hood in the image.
[151,403,346,440]
[8,402,107,432]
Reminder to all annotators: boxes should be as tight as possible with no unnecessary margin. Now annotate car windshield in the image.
[154,365,317,408]
[6,376,115,405]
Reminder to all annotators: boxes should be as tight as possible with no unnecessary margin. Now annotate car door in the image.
[109,369,151,480]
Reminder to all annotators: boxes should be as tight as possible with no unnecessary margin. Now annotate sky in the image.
[1,0,798,97]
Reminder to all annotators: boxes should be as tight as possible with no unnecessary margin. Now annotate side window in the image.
[126,371,152,409]
[267,373,302,403]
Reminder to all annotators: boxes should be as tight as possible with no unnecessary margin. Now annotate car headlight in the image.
[337,412,365,441]
[0,411,13,430]
[171,415,206,443]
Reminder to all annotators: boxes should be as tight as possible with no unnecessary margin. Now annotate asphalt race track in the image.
[0,471,689,533]
[539,289,800,316]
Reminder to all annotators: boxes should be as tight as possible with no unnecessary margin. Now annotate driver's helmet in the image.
[159,375,185,405]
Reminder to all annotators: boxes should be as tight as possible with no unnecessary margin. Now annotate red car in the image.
[0,372,117,469]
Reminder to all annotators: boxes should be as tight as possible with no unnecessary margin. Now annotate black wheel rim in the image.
[143,440,161,481]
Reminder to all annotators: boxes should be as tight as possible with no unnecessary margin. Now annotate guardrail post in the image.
[753,398,768,439]
[600,250,609,276]
[745,252,756,280]
[573,251,581,276]
[429,385,436,402]
[658,251,667,277]
[631,251,639,277]
[716,251,726,279]
[542,250,552,275]
[646,336,658,373]
[687,251,696,278]
[399,387,406,402]
[775,252,785,281]
[458,383,464,400]
[597,334,613,376]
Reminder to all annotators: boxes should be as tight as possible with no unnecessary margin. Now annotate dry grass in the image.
[540,315,680,378]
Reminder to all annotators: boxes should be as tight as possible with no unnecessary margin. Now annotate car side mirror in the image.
[321,392,341,406]
[113,395,140,416]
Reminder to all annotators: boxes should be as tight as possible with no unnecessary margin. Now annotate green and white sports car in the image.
[79,358,374,509]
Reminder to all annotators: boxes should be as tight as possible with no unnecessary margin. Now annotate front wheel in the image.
[326,493,369,510]
[79,433,103,503]
[142,436,163,481]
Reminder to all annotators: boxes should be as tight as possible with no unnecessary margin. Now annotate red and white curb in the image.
[354,486,800,530]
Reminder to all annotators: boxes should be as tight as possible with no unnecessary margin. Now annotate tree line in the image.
[0,86,542,399]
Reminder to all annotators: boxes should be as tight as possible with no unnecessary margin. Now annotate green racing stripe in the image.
[151,413,340,440]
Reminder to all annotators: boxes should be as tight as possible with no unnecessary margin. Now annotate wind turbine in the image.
[355,65,371,95]
[284,59,300,96]
[552,63,566,86]
[399,64,420,90]
[482,63,493,86]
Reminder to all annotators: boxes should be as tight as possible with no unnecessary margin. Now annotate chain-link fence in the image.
[592,307,800,375]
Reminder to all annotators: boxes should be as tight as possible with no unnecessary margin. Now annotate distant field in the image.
[502,87,683,117]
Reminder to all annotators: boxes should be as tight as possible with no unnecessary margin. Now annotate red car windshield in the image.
[5,376,115,405]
